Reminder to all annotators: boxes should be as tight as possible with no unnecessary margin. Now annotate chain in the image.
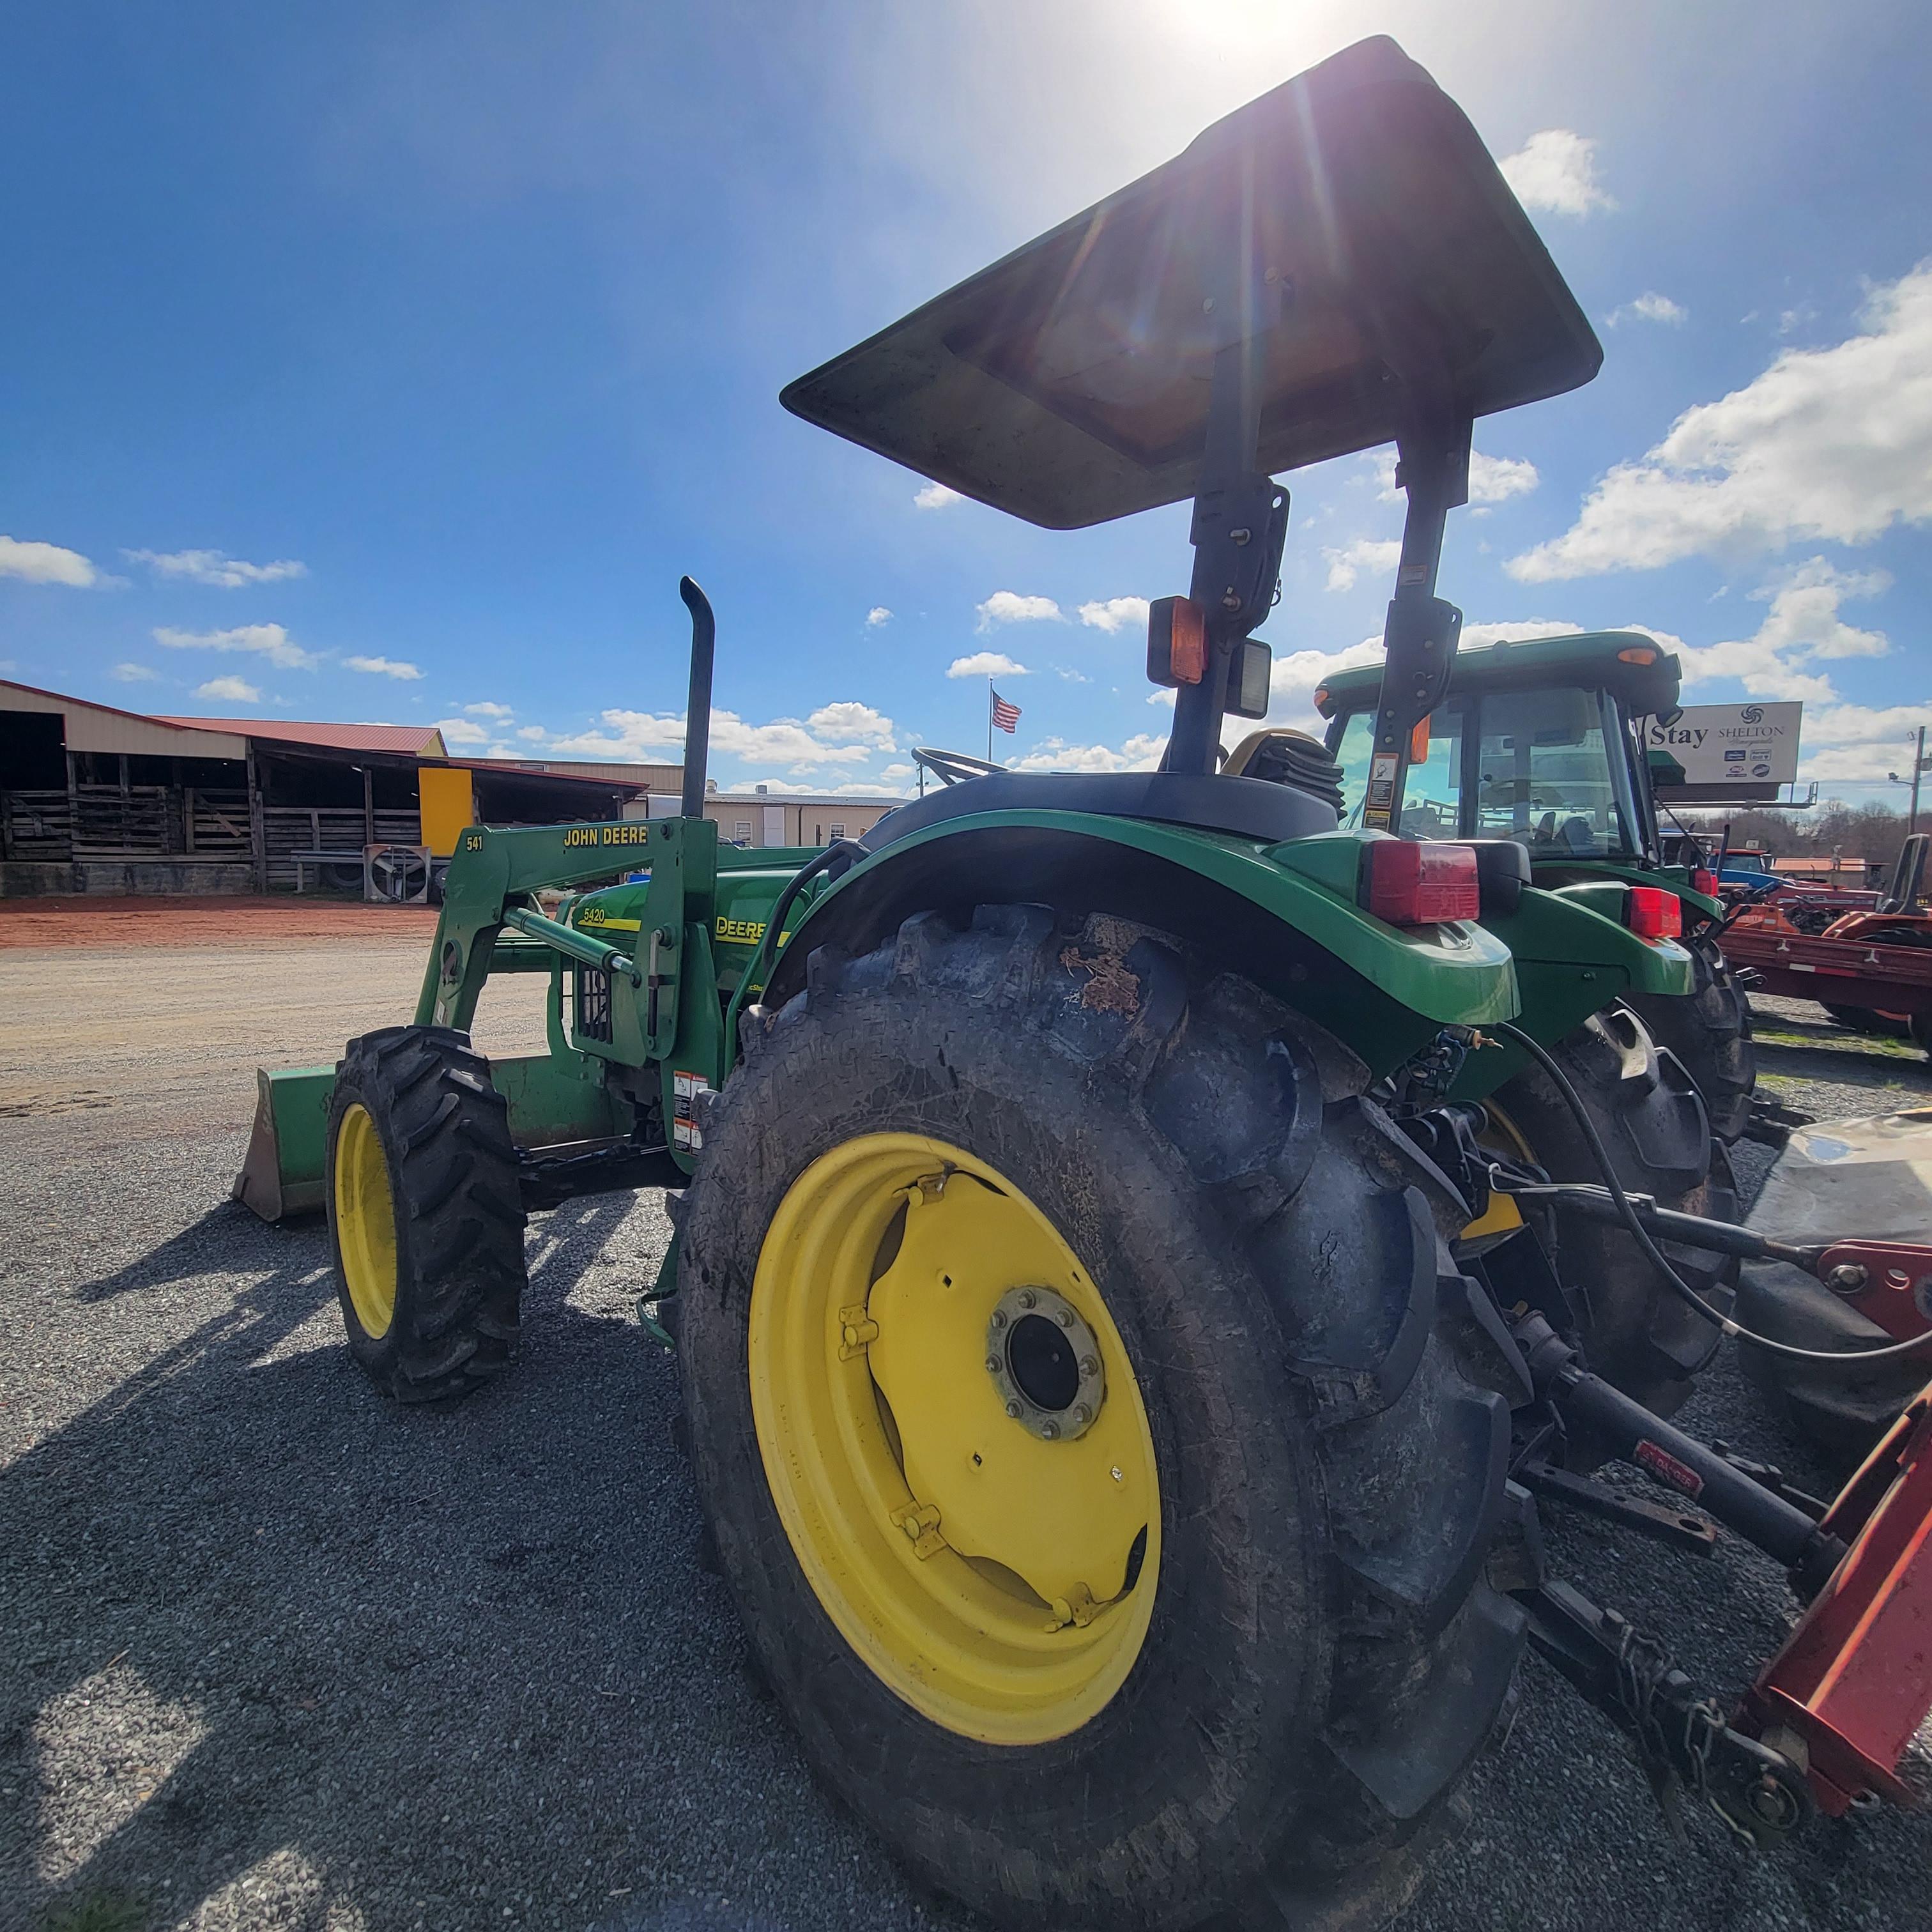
[1610,1620,1736,1811]
[1611,1621,1676,1772]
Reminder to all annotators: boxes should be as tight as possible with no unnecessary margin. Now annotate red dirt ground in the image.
[0,895,441,949]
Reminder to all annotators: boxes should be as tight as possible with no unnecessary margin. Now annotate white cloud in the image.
[1370,449,1538,505]
[1510,261,1932,581]
[1322,538,1402,593]
[947,650,1030,679]
[111,662,160,682]
[434,716,492,746]
[153,622,316,670]
[0,535,98,586]
[1798,702,1932,779]
[1498,129,1614,217]
[345,655,424,680]
[805,701,896,747]
[194,676,261,703]
[124,548,307,588]
[1011,733,1166,774]
[463,700,514,717]
[976,590,1061,630]
[1076,595,1149,634]
[544,706,890,767]
[1469,452,1540,503]
[1676,558,1890,703]
[866,606,893,627]
[877,762,915,783]
[1607,292,1688,329]
[516,724,548,742]
[1058,667,1092,683]
[914,482,963,510]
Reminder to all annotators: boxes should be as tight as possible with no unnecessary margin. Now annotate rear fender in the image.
[1450,884,1694,1101]
[1529,857,1724,925]
[760,812,1516,1077]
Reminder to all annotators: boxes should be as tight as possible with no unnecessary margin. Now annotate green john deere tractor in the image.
[1314,631,1757,1144]
[237,36,1932,1932]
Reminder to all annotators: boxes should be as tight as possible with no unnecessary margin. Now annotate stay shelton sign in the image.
[1645,702,1802,801]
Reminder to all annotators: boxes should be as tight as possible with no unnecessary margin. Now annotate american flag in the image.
[991,689,1021,734]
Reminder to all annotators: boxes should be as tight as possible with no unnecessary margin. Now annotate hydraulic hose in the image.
[1494,1020,1932,1366]
[721,839,870,1057]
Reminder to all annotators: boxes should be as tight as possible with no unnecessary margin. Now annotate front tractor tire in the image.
[325,1026,528,1402]
[678,906,1530,1932]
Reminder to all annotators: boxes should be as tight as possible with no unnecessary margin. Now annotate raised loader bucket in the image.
[233,1066,336,1222]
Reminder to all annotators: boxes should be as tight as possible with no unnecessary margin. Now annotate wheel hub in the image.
[986,1287,1105,1440]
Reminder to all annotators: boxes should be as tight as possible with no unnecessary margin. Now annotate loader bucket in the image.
[233,1066,336,1222]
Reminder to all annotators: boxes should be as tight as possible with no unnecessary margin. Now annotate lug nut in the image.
[1080,1355,1099,1376]
[1039,1420,1060,1440]
[1071,1404,1091,1425]
[1005,1400,1023,1419]
[1016,1290,1037,1310]
[1057,1308,1075,1328]
[985,1356,1002,1375]
[990,1310,1008,1331]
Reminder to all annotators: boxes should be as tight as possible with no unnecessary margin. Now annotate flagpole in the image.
[988,677,994,764]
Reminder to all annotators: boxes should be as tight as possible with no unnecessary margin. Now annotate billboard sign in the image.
[1644,702,1802,801]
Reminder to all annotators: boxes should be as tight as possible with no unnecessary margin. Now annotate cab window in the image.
[1330,707,1465,837]
[1471,687,1634,856]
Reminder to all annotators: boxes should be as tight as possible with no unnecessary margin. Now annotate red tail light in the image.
[1363,840,1481,926]
[1689,867,1718,897]
[1627,885,1683,940]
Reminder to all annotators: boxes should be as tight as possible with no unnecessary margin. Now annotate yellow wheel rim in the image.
[1462,1100,1535,1241]
[749,1133,1161,1745]
[335,1103,399,1340]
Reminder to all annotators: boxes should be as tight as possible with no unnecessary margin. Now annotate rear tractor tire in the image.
[1623,929,1754,1144]
[1489,1008,1736,1441]
[678,905,1531,1932]
[325,1025,528,1401]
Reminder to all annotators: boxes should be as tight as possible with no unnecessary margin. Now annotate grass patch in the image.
[41,1890,148,1932]
[1752,1023,1921,1059]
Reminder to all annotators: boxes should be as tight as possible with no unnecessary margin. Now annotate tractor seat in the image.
[862,768,1339,857]
[1223,728,1347,813]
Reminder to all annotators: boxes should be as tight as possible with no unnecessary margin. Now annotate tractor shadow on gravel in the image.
[73,1202,293,1305]
[1,1188,930,1932]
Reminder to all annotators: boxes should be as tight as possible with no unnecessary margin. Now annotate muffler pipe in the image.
[679,576,716,820]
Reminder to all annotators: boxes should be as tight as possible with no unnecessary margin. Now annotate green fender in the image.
[1528,857,1724,924]
[1448,882,1695,1101]
[761,812,1517,1078]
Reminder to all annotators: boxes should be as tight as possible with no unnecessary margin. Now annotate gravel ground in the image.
[4,938,1931,1932]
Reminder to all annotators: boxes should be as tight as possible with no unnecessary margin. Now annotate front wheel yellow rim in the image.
[334,1103,399,1340]
[749,1133,1161,1745]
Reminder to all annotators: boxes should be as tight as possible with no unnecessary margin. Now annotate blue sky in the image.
[3,1,1929,799]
